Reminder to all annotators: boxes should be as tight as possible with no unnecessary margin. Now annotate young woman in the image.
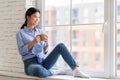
[16,7,90,78]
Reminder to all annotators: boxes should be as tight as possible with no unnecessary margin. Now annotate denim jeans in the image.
[24,43,78,77]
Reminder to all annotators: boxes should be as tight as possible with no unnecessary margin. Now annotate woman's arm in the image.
[16,31,42,55]
[28,35,41,50]
[16,32,29,55]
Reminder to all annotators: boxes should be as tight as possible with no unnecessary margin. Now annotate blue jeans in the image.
[24,43,78,77]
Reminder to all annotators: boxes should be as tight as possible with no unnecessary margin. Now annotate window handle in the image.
[102,22,108,33]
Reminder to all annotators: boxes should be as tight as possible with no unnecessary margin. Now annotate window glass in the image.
[117,0,120,75]
[44,0,104,72]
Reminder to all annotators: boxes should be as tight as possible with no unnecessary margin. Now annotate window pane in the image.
[44,0,70,26]
[44,0,104,72]
[117,24,120,75]
[72,0,104,24]
[117,0,120,76]
[72,25,104,71]
[45,26,71,68]
[72,0,104,71]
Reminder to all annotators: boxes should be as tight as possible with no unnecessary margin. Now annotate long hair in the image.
[21,7,40,29]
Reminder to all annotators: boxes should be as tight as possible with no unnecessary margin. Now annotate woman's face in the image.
[27,12,40,26]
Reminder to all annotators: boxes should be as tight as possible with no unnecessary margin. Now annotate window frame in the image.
[38,0,117,78]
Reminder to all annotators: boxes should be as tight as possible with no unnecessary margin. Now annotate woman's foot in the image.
[73,68,90,78]
[50,69,66,75]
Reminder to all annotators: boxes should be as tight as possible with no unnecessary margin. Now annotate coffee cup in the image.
[40,34,48,41]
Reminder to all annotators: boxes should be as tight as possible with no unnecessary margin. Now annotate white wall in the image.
[0,0,37,74]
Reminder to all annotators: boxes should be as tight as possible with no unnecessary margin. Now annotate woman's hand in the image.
[28,34,49,51]
[28,35,41,50]
[33,35,41,43]
[41,35,49,53]
[40,34,48,42]
[33,34,48,44]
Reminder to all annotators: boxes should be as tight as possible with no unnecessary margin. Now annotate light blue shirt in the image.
[16,26,47,63]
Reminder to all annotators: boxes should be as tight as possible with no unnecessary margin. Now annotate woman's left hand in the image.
[40,34,48,42]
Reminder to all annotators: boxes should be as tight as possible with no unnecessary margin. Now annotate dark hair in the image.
[21,7,40,29]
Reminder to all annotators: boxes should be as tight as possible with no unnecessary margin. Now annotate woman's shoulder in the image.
[16,29,24,37]
[16,29,23,34]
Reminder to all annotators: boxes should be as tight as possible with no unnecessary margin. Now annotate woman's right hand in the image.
[33,35,41,44]
[28,35,41,50]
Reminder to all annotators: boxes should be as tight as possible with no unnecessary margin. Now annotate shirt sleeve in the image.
[16,31,28,56]
[41,41,48,54]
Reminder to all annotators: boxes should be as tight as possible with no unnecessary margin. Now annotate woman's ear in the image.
[26,15,30,20]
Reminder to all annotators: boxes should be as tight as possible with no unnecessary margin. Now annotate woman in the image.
[16,7,90,78]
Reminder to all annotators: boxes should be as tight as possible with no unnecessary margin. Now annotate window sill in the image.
[0,71,118,80]
[0,71,83,80]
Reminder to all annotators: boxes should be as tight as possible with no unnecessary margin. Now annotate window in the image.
[95,30,101,46]
[72,19,79,24]
[45,11,48,26]
[72,52,78,61]
[65,10,69,24]
[117,52,120,70]
[72,8,78,18]
[72,8,79,24]
[117,0,120,76]
[55,10,60,25]
[118,5,120,16]
[117,30,120,46]
[82,30,88,46]
[82,52,88,69]
[117,2,120,22]
[72,30,79,46]
[43,0,106,78]
[83,19,89,24]
[83,8,88,17]
[72,30,77,39]
[95,52,100,70]
[95,7,102,17]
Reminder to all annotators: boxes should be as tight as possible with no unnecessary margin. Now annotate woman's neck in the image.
[27,24,35,30]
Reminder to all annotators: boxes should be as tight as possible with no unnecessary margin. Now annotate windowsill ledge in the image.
[1,71,116,80]
[0,71,87,80]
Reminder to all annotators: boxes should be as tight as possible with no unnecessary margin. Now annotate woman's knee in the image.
[27,64,51,77]
[57,43,65,48]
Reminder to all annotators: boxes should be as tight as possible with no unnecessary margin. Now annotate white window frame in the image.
[37,0,117,78]
[104,0,116,78]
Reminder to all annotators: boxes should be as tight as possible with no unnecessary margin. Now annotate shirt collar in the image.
[24,26,37,32]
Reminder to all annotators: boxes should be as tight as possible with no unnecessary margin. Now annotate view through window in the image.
[44,0,104,72]
[117,0,120,76]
